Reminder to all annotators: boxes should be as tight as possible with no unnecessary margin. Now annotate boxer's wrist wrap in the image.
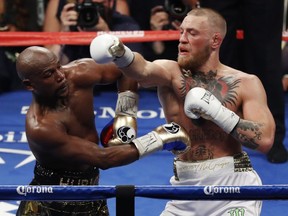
[132,131,163,158]
[115,91,138,117]
[214,107,240,133]
[112,45,135,68]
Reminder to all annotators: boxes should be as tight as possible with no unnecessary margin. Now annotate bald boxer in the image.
[90,8,275,216]
[15,46,190,216]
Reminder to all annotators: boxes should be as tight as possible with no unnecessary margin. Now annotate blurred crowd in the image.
[0,0,287,163]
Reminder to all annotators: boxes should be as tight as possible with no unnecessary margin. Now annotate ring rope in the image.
[0,30,287,46]
[0,31,179,46]
[1,185,288,201]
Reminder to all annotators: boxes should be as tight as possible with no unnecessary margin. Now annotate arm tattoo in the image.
[231,120,262,149]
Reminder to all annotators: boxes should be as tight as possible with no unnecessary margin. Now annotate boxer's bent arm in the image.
[71,59,123,87]
[117,74,138,92]
[184,84,274,154]
[231,75,275,154]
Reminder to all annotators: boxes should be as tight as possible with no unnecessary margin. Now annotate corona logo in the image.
[204,186,241,196]
[16,185,53,196]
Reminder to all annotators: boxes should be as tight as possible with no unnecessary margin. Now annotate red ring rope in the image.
[0,31,178,46]
[0,30,287,46]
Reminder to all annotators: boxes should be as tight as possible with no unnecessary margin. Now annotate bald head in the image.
[16,46,56,80]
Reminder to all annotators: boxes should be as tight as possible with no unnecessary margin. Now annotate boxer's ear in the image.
[211,33,222,48]
[22,79,33,91]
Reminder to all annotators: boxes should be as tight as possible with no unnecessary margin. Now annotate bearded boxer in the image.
[89,8,275,216]
[15,46,190,216]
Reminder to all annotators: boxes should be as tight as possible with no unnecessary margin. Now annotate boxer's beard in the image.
[178,45,211,71]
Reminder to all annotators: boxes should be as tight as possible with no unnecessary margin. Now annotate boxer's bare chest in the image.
[58,106,95,136]
[34,98,96,138]
[177,70,241,110]
[155,69,244,161]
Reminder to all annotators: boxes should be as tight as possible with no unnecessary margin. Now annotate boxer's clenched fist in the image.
[90,34,134,68]
[184,87,240,133]
[100,91,138,146]
[132,122,190,158]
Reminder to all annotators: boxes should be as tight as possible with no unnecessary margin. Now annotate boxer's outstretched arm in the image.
[90,34,174,88]
[30,119,190,170]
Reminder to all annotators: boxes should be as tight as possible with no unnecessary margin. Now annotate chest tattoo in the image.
[180,70,240,107]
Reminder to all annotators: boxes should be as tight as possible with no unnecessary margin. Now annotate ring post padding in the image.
[116,185,135,216]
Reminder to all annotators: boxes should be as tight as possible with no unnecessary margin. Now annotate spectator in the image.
[282,40,288,91]
[129,0,199,61]
[43,0,142,64]
[200,0,288,163]
[0,0,48,93]
[115,0,130,15]
[281,2,288,91]
[44,0,142,92]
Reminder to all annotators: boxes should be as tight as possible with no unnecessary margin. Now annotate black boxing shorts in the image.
[16,162,109,216]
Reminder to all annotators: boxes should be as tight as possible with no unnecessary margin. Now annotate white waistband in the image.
[174,156,236,180]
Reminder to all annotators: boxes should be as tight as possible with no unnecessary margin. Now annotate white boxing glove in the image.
[184,87,240,133]
[90,34,134,68]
